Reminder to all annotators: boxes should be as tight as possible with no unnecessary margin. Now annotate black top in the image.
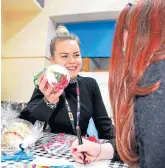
[19,76,114,140]
[135,59,165,168]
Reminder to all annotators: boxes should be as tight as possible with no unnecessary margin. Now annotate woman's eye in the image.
[61,55,68,58]
[75,54,80,57]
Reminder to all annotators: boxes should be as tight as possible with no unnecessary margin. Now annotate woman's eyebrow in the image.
[73,51,80,54]
[59,52,69,55]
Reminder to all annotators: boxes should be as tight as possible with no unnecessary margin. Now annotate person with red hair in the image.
[71,0,165,167]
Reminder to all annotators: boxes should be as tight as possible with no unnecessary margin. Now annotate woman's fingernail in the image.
[73,148,77,152]
[85,160,89,164]
[86,159,91,164]
[79,156,82,160]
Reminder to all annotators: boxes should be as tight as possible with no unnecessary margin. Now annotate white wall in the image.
[45,19,56,57]
[44,0,129,16]
[2,12,51,101]
[45,0,130,23]
[1,58,45,101]
[2,13,49,57]
[2,0,130,58]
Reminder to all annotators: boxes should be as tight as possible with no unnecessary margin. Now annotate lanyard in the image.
[62,80,80,134]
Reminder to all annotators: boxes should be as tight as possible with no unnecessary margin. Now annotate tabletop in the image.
[1,132,129,168]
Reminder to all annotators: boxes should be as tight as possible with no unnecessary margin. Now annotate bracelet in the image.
[93,143,102,162]
[43,97,57,110]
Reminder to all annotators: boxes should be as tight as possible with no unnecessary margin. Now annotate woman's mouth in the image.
[67,66,77,71]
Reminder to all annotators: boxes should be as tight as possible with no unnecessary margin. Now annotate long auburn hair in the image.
[109,0,165,167]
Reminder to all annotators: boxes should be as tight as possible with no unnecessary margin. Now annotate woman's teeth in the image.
[67,67,76,70]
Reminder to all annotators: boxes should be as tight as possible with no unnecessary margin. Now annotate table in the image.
[1,132,129,168]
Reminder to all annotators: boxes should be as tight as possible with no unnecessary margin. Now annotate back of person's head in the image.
[109,0,165,167]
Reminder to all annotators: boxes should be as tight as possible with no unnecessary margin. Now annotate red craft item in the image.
[40,133,74,151]
[85,136,99,143]
[46,64,70,92]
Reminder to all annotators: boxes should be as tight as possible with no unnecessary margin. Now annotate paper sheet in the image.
[30,157,110,168]
[72,160,110,168]
[30,157,72,166]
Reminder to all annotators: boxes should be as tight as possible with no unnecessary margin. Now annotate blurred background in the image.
[1,0,134,117]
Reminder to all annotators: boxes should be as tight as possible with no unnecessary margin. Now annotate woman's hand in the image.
[70,138,101,164]
[37,73,63,104]
[70,138,114,164]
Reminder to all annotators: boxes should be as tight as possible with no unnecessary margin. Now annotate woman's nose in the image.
[68,56,76,63]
